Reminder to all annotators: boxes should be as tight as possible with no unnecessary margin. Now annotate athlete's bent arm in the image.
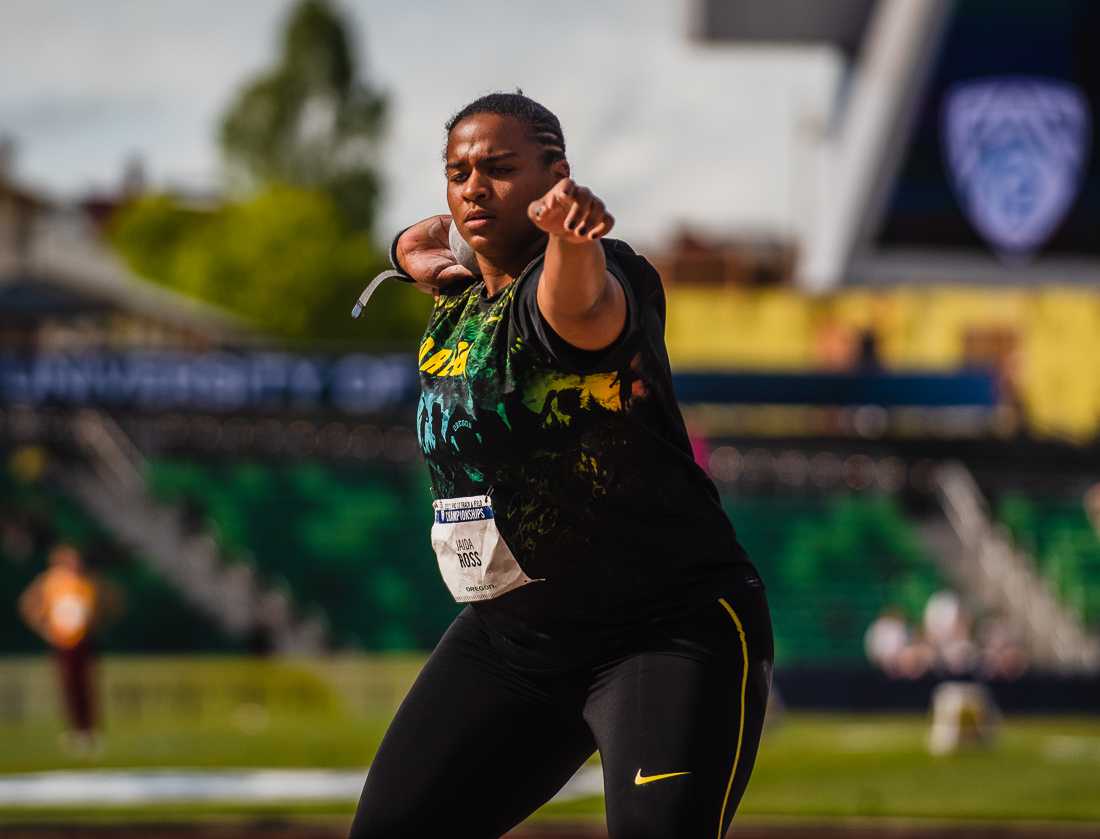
[394,214,476,297]
[392,176,625,352]
[527,178,625,352]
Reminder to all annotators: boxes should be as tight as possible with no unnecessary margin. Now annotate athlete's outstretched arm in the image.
[527,179,625,352]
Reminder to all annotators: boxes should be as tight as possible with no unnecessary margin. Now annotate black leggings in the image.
[349,583,772,839]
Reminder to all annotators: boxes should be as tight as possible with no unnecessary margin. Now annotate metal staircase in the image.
[926,460,1100,673]
[59,409,326,654]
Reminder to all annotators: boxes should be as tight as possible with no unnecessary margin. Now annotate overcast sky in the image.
[1,0,841,246]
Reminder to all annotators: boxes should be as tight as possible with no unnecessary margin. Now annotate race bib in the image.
[430,495,540,603]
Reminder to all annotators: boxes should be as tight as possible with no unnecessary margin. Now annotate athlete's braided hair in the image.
[445,90,566,166]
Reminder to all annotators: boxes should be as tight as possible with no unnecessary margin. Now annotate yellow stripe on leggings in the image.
[716,597,748,839]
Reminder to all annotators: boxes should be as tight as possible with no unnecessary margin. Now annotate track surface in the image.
[5,822,1100,838]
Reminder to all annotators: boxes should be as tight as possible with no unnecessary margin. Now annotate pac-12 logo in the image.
[941,77,1092,260]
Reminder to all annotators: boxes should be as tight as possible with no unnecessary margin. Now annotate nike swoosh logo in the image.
[634,769,691,786]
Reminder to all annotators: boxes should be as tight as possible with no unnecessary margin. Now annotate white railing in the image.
[62,410,326,654]
[932,461,1100,673]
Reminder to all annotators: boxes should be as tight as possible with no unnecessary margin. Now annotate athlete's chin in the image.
[464,230,514,254]
[461,224,539,266]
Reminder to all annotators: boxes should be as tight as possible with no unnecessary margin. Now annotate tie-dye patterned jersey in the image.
[417,238,755,636]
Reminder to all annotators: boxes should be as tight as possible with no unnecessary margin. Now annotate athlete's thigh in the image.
[584,587,773,839]
[348,607,595,839]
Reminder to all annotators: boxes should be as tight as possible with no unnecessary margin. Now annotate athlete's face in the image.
[445,113,568,266]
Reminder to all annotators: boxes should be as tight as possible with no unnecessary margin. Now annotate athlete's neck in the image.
[477,235,547,296]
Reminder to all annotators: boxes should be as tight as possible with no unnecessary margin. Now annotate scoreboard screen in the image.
[868,0,1100,273]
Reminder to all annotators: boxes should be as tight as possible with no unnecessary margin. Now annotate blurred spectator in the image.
[923,590,979,675]
[17,543,123,756]
[864,607,910,677]
[894,633,936,680]
[976,616,1030,680]
[922,589,962,645]
[855,329,882,372]
[865,591,1029,681]
[814,318,859,371]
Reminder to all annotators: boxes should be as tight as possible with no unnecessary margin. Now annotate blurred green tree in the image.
[220,0,386,232]
[112,186,427,347]
[110,0,429,347]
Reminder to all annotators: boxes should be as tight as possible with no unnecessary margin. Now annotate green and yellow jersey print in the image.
[416,238,754,631]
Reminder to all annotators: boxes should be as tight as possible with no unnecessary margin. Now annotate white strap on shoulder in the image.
[351,269,409,319]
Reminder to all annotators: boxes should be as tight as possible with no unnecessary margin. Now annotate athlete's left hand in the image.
[528,178,615,244]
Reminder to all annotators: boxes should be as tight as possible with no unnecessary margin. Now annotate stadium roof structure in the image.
[0,178,254,346]
[694,0,1100,291]
[691,0,877,57]
[1,222,252,340]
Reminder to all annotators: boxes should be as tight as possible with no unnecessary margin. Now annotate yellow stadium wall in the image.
[664,285,1100,443]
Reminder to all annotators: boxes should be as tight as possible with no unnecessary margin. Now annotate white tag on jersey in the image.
[430,494,539,603]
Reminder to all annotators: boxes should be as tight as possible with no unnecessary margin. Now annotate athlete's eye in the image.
[449,172,468,184]
[490,166,514,176]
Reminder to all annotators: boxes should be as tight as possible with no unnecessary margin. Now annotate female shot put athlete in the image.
[349,92,773,839]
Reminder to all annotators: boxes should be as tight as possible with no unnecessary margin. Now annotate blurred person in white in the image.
[865,591,1029,681]
[924,589,980,675]
[864,607,910,677]
[18,543,121,757]
[864,606,935,680]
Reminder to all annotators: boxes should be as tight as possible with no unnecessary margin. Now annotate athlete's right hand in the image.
[395,214,477,296]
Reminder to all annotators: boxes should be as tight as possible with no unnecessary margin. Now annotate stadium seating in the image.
[4,461,947,664]
[148,461,947,663]
[148,462,948,663]
[996,494,1100,629]
[147,459,459,651]
[725,494,944,664]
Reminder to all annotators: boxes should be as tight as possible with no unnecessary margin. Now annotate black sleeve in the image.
[512,241,640,374]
